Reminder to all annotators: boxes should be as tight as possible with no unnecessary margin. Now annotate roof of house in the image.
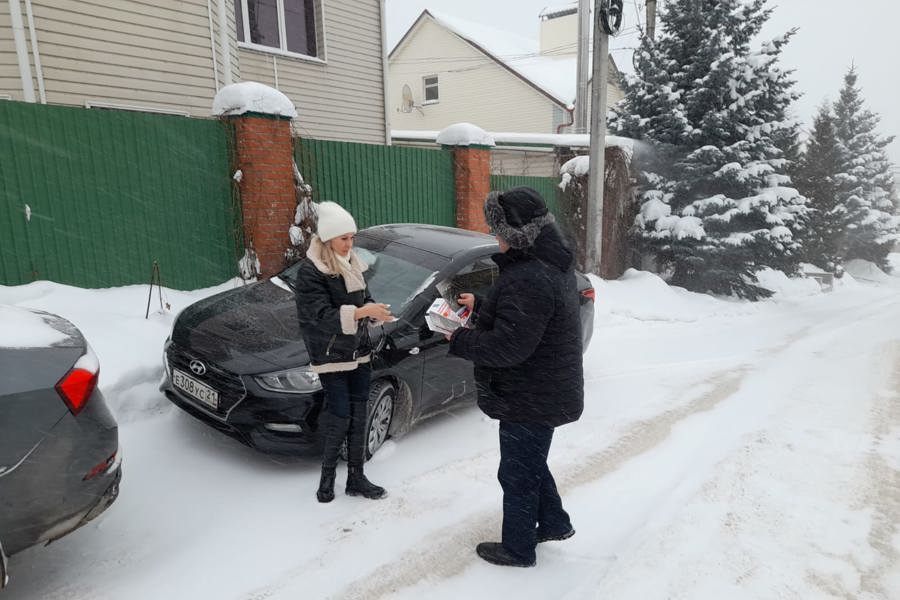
[391,9,620,109]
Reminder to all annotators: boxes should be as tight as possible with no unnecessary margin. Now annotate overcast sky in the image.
[386,0,900,171]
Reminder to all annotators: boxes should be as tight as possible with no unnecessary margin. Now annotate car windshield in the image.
[279,239,440,313]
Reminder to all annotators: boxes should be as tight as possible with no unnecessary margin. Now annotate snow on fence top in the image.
[395,129,635,150]
[435,123,496,147]
[212,82,298,118]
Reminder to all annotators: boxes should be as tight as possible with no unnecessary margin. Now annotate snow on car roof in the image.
[0,305,71,348]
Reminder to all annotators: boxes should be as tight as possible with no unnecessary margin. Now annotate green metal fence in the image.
[0,101,237,289]
[490,175,562,218]
[295,138,456,228]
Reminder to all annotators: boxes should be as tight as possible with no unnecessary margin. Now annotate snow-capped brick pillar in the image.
[438,124,496,233]
[213,82,299,278]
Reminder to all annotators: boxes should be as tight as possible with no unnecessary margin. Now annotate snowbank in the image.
[755,268,822,298]
[0,304,68,348]
[212,82,298,118]
[843,259,892,283]
[435,123,495,147]
[590,269,753,323]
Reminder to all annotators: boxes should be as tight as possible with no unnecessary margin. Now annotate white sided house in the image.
[388,6,624,136]
[0,0,388,143]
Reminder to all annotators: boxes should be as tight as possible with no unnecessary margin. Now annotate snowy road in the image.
[2,269,899,599]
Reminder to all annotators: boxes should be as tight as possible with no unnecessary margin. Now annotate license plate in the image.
[172,369,219,409]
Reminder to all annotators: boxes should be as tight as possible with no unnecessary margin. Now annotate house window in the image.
[236,0,320,58]
[423,75,439,104]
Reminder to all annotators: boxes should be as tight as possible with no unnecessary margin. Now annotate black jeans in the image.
[497,421,571,562]
[319,364,371,418]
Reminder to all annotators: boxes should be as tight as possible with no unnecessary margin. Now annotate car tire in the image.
[365,380,395,459]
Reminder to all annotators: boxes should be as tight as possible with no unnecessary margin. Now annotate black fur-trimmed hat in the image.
[484,187,555,249]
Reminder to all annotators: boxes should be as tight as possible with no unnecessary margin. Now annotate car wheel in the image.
[366,380,395,459]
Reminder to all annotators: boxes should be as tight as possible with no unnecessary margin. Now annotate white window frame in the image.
[423,75,439,105]
[237,0,327,64]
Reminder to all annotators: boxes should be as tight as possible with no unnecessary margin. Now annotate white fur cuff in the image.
[339,305,358,334]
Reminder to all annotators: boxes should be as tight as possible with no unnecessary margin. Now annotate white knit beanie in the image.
[316,201,357,242]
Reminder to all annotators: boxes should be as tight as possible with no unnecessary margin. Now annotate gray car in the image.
[0,306,121,589]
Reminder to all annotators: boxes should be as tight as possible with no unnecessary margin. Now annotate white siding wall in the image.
[0,2,26,100]
[239,0,386,144]
[0,0,237,115]
[0,0,386,144]
[390,19,558,134]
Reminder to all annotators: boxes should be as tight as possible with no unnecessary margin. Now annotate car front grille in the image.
[166,343,246,418]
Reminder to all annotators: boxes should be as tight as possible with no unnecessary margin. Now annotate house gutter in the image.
[7,0,35,102]
[380,0,391,145]
[206,0,220,91]
[217,0,233,85]
[23,0,45,102]
[557,106,575,134]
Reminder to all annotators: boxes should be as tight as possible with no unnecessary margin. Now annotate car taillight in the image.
[55,346,100,416]
[580,288,596,302]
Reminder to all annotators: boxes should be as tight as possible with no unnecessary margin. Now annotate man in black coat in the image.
[449,187,584,567]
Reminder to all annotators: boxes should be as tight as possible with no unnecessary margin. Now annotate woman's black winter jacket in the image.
[293,259,373,371]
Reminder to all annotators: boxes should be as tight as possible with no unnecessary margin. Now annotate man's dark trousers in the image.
[498,420,572,562]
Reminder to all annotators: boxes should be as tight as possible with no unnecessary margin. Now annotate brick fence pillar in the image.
[439,124,496,233]
[215,82,299,279]
[230,114,295,278]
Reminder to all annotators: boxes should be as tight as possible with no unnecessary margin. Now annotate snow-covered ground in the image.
[2,261,900,600]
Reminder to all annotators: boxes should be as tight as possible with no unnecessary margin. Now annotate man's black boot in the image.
[536,526,575,544]
[475,542,535,567]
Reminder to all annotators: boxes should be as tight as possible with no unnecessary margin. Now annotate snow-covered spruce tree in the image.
[612,0,808,299]
[792,104,848,272]
[831,67,899,270]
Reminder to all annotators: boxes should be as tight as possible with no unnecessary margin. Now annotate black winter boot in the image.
[345,401,386,499]
[475,542,536,568]
[346,467,386,499]
[316,412,349,503]
[316,468,336,503]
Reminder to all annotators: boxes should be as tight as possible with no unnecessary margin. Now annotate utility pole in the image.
[646,0,657,41]
[586,1,609,274]
[586,0,622,274]
[574,0,591,133]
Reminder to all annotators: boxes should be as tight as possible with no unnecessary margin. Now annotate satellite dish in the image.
[400,84,415,113]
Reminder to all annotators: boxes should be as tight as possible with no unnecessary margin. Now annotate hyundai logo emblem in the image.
[189,360,207,376]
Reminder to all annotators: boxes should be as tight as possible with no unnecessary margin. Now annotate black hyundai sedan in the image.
[0,306,121,589]
[161,224,594,458]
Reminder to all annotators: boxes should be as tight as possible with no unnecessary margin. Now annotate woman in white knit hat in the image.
[293,201,392,502]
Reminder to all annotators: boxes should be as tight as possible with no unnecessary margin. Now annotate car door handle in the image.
[409,347,420,355]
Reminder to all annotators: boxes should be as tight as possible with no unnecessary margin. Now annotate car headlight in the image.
[254,366,322,394]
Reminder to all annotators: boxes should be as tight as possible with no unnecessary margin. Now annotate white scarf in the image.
[307,236,367,293]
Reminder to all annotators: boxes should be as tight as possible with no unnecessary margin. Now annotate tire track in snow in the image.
[858,341,900,599]
[333,368,750,600]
